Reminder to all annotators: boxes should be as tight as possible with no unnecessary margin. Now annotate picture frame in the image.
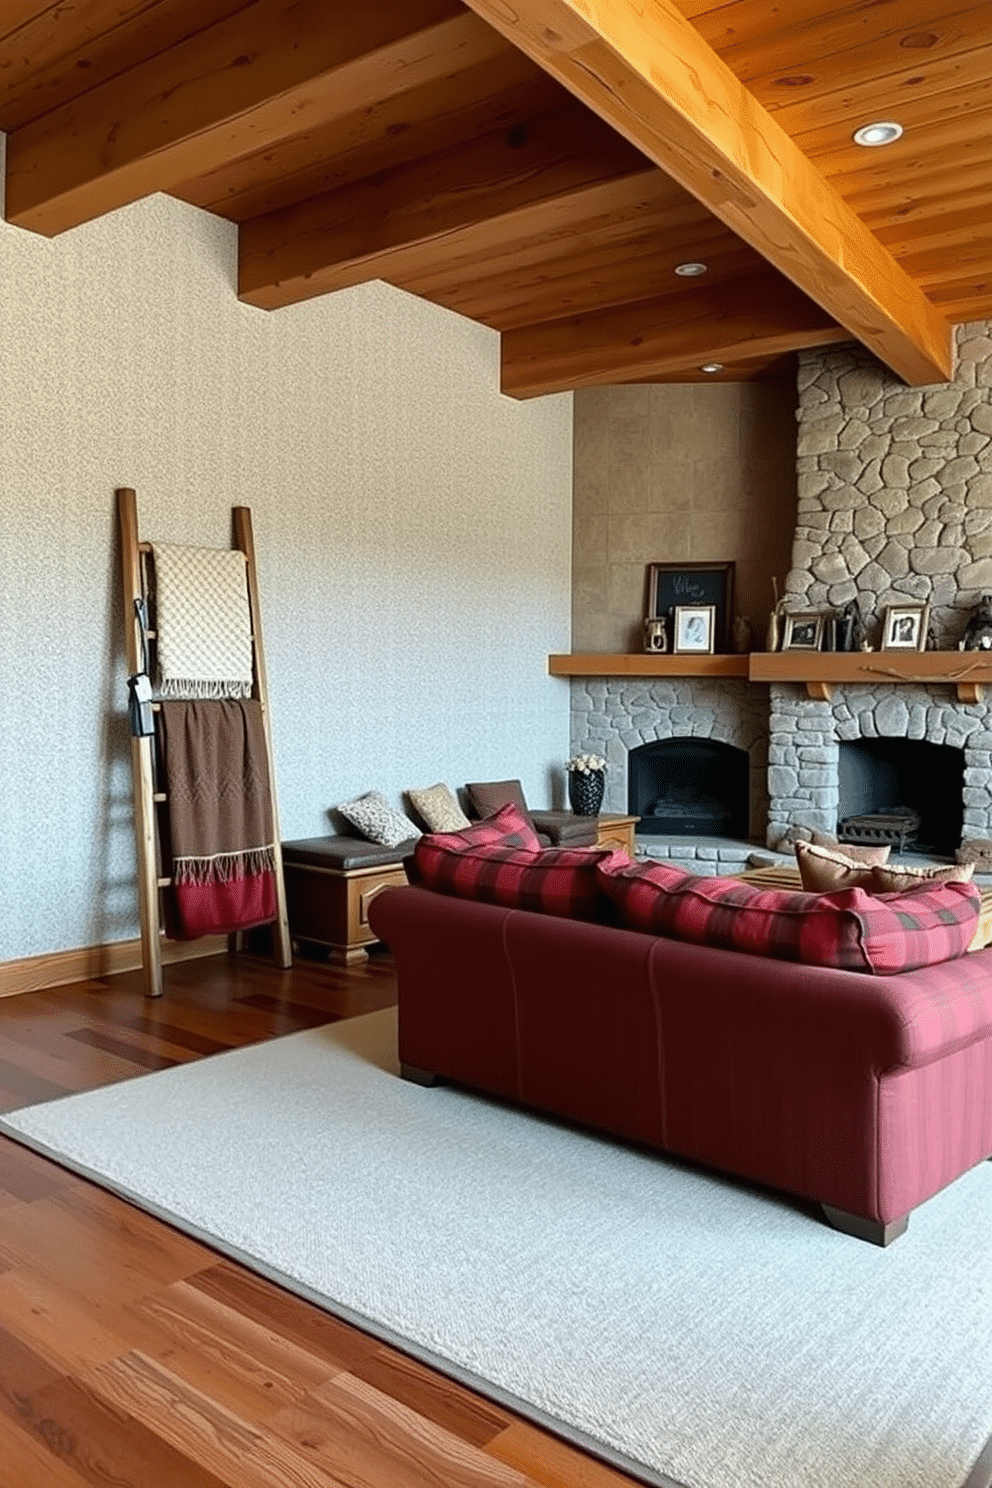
[881,601,929,652]
[781,611,825,651]
[672,604,716,655]
[646,562,735,653]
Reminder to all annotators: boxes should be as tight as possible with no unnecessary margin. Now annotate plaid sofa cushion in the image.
[417,801,543,853]
[597,859,981,974]
[855,879,981,973]
[414,840,629,920]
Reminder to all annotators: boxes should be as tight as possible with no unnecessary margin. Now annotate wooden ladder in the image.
[117,487,292,997]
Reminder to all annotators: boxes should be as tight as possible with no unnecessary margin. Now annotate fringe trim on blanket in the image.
[173,846,276,886]
[158,678,254,700]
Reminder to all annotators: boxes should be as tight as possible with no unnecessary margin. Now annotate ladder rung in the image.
[157,876,171,888]
[153,792,167,802]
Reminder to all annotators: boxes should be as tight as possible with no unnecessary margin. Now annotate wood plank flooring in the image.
[0,948,647,1488]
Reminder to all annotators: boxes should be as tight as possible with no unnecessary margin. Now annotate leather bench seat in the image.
[281,835,418,872]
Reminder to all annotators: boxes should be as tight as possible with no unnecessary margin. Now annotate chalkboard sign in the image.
[647,562,735,653]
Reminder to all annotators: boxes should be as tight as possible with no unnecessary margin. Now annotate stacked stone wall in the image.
[789,325,992,648]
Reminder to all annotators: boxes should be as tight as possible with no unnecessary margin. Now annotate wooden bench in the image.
[281,836,413,965]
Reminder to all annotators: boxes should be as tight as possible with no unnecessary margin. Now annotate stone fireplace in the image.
[568,323,992,866]
[571,676,769,865]
[765,682,985,853]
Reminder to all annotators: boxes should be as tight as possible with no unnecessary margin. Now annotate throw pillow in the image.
[810,831,891,866]
[795,840,877,892]
[415,839,628,920]
[871,860,975,894]
[466,778,531,821]
[337,790,420,849]
[848,878,981,973]
[596,858,981,974]
[407,782,470,832]
[419,801,542,853]
[598,858,868,969]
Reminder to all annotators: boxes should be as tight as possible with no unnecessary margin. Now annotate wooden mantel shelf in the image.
[548,653,750,678]
[549,651,992,702]
[748,650,992,703]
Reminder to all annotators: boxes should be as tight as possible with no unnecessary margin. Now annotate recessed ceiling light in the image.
[674,261,708,277]
[700,363,723,374]
[853,120,903,147]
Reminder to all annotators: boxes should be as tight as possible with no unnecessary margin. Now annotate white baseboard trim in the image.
[0,935,229,998]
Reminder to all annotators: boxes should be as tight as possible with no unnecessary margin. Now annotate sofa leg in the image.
[400,1062,442,1087]
[821,1204,909,1246]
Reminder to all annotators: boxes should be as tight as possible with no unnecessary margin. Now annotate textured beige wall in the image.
[572,382,798,652]
[0,171,572,962]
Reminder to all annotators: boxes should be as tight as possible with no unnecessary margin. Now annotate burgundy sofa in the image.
[369,883,992,1245]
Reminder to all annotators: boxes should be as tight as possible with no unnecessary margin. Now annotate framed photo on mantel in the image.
[646,562,735,653]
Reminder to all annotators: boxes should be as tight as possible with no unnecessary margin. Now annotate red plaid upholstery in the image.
[597,859,981,974]
[856,880,981,974]
[414,839,628,920]
[418,801,542,853]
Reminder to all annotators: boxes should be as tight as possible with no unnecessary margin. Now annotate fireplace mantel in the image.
[551,651,992,702]
[748,651,992,703]
[548,654,749,678]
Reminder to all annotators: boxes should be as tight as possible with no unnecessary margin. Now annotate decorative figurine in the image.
[643,616,668,654]
[835,597,866,653]
[733,615,753,654]
[961,594,992,650]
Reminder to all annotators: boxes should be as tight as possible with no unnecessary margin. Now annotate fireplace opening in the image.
[628,739,750,838]
[837,739,964,854]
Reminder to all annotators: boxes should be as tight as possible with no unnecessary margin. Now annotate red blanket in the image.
[158,700,276,938]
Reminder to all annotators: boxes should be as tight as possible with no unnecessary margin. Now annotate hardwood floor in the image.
[0,948,645,1488]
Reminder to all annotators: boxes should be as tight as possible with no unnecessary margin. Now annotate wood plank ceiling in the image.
[1,0,990,397]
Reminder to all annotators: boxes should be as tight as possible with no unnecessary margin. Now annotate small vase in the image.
[568,768,605,816]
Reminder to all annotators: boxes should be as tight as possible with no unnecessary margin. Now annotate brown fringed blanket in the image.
[158,700,276,938]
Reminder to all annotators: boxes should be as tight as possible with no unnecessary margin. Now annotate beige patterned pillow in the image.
[337,791,420,848]
[872,861,974,894]
[795,840,877,892]
[407,782,470,832]
[810,831,891,866]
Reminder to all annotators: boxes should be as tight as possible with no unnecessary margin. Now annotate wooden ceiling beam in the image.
[4,0,499,235]
[500,272,850,399]
[238,102,656,311]
[462,0,953,386]
[172,56,556,223]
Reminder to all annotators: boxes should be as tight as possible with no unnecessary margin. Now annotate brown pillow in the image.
[795,840,877,892]
[871,861,975,894]
[466,778,531,820]
[810,831,891,866]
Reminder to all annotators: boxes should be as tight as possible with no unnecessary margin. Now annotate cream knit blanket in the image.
[151,543,254,699]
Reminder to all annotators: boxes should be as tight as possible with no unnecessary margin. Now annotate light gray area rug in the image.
[3,1007,992,1488]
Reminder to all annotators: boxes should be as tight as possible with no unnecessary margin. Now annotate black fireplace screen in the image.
[628,739,750,838]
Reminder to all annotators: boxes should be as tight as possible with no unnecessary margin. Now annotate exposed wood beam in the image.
[462,0,953,386]
[173,55,556,222]
[500,272,849,398]
[0,0,251,133]
[4,0,498,235]
[238,102,655,311]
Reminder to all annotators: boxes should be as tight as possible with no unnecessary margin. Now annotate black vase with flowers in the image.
[567,754,606,815]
